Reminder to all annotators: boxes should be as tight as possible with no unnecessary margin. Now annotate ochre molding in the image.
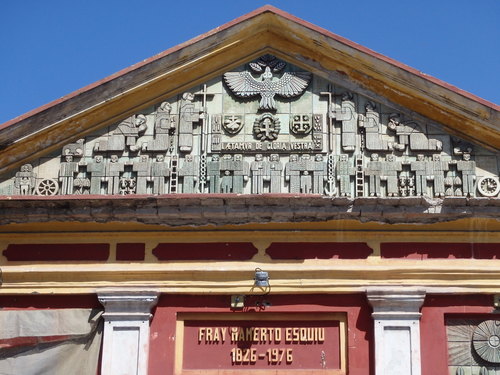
[3,260,500,295]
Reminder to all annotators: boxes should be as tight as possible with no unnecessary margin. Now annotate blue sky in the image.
[1,0,498,124]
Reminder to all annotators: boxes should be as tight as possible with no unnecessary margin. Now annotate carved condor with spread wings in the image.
[224,55,312,110]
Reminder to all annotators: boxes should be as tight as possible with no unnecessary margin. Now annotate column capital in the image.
[98,289,159,321]
[366,287,426,319]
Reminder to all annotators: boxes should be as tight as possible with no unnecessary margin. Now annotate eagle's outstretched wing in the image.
[272,72,311,98]
[223,71,264,98]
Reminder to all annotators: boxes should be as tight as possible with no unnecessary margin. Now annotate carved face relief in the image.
[159,102,172,113]
[136,115,146,126]
[182,92,195,101]
[20,164,32,172]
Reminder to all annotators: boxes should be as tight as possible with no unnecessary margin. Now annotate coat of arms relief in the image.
[1,55,499,198]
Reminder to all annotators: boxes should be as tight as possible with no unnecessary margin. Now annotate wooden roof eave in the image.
[264,14,499,150]
[0,14,276,175]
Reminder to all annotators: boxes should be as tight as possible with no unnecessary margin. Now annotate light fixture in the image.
[254,268,269,288]
[493,294,500,312]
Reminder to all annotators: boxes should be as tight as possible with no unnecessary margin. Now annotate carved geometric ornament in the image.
[253,113,280,141]
[473,320,500,363]
[477,177,500,197]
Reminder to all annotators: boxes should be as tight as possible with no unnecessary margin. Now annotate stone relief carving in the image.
[388,114,443,151]
[250,154,267,194]
[224,54,311,110]
[35,179,59,196]
[14,164,36,195]
[2,55,498,199]
[253,113,280,141]
[337,154,355,197]
[290,114,312,136]
[456,153,477,197]
[94,115,147,152]
[59,155,80,195]
[447,319,500,375]
[179,92,202,153]
[331,92,357,152]
[268,154,283,193]
[144,102,176,152]
[478,176,500,197]
[223,115,243,135]
[359,102,393,152]
[178,155,199,193]
[62,139,85,157]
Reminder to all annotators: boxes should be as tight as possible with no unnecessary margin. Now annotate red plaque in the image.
[176,313,346,374]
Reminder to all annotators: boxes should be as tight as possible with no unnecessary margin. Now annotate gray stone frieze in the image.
[1,55,499,200]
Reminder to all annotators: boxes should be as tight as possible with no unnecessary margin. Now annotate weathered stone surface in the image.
[0,196,498,226]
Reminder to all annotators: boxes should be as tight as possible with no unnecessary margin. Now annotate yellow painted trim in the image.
[1,229,499,243]
[1,217,499,234]
[0,218,499,294]
[2,260,500,294]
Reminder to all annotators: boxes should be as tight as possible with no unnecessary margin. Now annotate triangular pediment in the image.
[1,50,499,200]
[0,6,498,201]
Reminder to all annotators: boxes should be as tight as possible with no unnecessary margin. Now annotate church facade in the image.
[0,6,499,375]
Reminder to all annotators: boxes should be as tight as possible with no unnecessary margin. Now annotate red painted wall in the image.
[420,294,493,375]
[148,294,373,375]
[381,243,500,259]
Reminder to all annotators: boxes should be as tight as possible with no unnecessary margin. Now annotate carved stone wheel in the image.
[35,179,59,196]
[478,176,500,197]
[473,320,500,363]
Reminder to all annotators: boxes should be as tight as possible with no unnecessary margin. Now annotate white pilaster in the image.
[98,290,159,375]
[367,287,426,375]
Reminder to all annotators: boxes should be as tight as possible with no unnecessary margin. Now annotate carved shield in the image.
[222,115,244,135]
